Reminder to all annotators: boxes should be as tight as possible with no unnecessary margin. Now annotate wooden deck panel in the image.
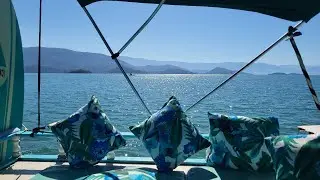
[0,161,275,180]
[0,161,53,180]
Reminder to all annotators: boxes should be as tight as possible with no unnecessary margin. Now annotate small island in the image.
[68,69,92,73]
[288,73,302,75]
[107,67,146,74]
[268,72,287,75]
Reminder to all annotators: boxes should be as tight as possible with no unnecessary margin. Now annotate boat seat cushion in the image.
[49,96,126,168]
[129,96,211,172]
[267,134,320,180]
[206,113,279,171]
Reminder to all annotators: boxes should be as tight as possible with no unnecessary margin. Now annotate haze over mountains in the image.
[23,47,320,75]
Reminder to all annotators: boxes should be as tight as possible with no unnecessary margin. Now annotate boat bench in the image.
[1,161,275,180]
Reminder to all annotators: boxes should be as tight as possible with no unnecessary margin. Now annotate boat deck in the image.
[0,161,275,180]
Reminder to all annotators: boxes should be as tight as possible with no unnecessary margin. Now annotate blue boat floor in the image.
[0,161,275,180]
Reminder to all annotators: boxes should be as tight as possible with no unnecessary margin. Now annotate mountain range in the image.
[23,47,320,75]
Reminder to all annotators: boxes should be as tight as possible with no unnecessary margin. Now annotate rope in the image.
[31,0,46,137]
[117,0,166,54]
[288,27,320,110]
[185,21,305,112]
[22,124,28,131]
[81,6,152,115]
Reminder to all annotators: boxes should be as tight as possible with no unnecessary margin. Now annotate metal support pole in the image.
[186,21,304,112]
[117,0,166,54]
[81,6,152,115]
[82,7,114,55]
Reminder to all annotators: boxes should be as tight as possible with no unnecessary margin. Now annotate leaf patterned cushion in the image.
[206,113,279,171]
[266,134,320,180]
[129,96,211,172]
[49,96,126,168]
[85,168,157,180]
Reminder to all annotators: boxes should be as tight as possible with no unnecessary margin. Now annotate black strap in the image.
[37,0,42,129]
[31,0,45,137]
[288,26,320,110]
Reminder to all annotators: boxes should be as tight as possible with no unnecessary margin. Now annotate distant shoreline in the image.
[23,73,312,76]
[23,47,320,75]
[68,69,92,73]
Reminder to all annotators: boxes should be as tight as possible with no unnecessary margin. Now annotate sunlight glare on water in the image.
[22,73,320,157]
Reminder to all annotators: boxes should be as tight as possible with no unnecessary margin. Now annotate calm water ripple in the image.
[22,73,320,157]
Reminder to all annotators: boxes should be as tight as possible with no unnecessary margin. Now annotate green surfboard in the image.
[0,0,24,167]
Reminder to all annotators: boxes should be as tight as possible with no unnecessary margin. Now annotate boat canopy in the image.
[77,0,320,22]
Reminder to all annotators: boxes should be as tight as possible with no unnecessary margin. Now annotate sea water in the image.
[21,73,320,157]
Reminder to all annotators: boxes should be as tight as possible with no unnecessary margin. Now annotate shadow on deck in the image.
[0,161,275,180]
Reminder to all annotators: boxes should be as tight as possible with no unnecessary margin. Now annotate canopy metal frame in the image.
[76,2,320,113]
[31,0,319,136]
[79,0,167,115]
[189,24,320,111]
[78,0,320,22]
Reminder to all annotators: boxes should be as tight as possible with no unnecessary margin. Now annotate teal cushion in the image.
[206,113,279,171]
[129,96,210,172]
[267,134,320,180]
[49,96,126,168]
[85,168,157,180]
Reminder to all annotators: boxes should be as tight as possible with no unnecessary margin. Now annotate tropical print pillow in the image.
[49,96,126,168]
[85,168,156,180]
[129,96,211,172]
[267,134,320,180]
[206,113,279,171]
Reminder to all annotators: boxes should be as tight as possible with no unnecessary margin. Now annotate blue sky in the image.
[13,0,320,65]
